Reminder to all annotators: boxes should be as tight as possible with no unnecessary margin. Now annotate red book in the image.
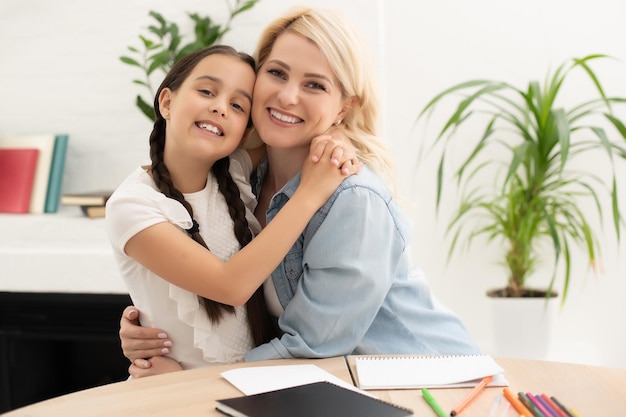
[0,148,40,213]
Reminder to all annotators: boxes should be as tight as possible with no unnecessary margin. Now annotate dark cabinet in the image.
[0,292,132,413]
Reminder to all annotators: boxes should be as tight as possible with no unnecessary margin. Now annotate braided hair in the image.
[149,45,277,346]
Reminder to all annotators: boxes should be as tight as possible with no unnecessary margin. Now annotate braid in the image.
[212,158,253,247]
[212,157,279,346]
[149,119,235,322]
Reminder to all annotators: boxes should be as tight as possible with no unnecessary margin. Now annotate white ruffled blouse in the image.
[106,149,261,368]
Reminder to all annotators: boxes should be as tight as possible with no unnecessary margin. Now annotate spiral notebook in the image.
[355,354,508,389]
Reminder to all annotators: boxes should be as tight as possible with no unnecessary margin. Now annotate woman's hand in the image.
[128,356,183,379]
[119,306,172,367]
[308,129,362,176]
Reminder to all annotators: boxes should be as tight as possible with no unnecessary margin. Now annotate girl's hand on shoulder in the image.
[300,136,359,203]
[309,129,362,176]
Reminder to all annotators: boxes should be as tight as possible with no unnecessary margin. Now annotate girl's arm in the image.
[246,131,360,172]
[124,143,355,307]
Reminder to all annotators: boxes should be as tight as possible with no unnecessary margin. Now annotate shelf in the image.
[0,207,126,294]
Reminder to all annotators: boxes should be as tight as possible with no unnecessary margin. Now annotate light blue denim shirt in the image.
[245,161,480,361]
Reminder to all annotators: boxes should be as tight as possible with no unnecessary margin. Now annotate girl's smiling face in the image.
[160,53,255,165]
[251,32,351,150]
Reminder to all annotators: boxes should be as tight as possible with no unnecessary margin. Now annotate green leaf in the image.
[149,10,166,27]
[233,0,258,17]
[119,56,141,67]
[136,95,155,122]
[553,108,570,172]
[139,35,154,48]
[605,113,626,142]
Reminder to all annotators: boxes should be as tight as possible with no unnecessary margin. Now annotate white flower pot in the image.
[488,292,558,360]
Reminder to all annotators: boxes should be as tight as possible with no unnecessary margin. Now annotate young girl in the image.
[105,45,357,370]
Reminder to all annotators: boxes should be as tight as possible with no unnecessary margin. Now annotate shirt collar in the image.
[251,156,301,201]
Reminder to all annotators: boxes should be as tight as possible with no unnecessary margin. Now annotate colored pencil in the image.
[518,392,545,417]
[487,394,501,417]
[528,393,557,417]
[539,394,568,417]
[550,396,575,417]
[503,388,533,417]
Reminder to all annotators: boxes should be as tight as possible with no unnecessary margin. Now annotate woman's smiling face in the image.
[251,32,349,150]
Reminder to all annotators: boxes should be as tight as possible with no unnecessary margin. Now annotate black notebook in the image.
[215,381,412,417]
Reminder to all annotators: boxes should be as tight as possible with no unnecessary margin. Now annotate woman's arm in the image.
[128,356,183,378]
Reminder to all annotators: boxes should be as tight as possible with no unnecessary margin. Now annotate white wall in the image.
[1,0,625,368]
[383,0,626,369]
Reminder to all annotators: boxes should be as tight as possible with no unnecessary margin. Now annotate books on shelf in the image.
[0,133,57,214]
[0,133,70,214]
[80,205,106,218]
[355,354,508,389]
[215,381,413,417]
[61,190,112,218]
[0,148,40,213]
[61,190,113,206]
[44,134,69,213]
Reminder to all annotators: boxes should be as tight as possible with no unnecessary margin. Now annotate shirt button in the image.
[289,270,295,277]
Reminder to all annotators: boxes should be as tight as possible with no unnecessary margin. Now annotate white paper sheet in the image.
[221,364,367,396]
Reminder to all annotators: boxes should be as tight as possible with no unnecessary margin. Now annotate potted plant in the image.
[120,0,258,121]
[416,54,626,358]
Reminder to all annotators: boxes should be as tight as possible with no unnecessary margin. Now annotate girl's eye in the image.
[231,103,245,112]
[199,89,214,96]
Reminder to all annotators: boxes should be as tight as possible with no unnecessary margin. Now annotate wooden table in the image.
[2,357,349,417]
[4,356,626,416]
[347,356,626,416]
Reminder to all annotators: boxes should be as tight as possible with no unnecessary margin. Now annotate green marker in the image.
[422,388,447,417]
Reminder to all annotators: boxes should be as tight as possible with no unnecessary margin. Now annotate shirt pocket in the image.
[281,249,304,294]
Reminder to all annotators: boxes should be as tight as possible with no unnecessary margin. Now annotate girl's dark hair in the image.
[149,45,277,346]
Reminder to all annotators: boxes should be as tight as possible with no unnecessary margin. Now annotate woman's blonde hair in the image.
[254,7,397,188]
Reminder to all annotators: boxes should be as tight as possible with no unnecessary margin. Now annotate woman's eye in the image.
[199,89,214,96]
[306,81,327,91]
[267,68,286,79]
